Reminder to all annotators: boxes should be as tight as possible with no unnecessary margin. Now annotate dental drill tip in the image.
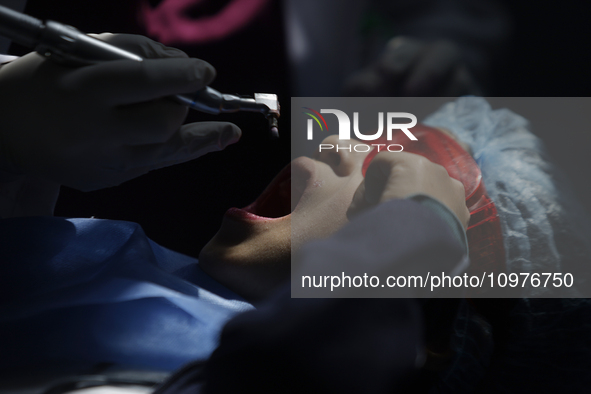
[268,116,279,139]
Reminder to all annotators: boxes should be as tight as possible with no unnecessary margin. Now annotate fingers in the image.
[118,122,241,172]
[90,33,189,59]
[80,122,240,190]
[348,152,416,217]
[354,152,420,208]
[171,121,242,162]
[61,57,216,105]
[347,151,470,227]
[347,181,368,218]
[112,98,189,145]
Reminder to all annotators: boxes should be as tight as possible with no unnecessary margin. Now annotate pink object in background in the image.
[140,0,271,45]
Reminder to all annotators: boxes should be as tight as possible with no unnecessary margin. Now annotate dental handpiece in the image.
[0,4,280,137]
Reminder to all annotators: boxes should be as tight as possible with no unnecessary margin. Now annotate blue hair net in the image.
[425,97,591,297]
[425,98,591,392]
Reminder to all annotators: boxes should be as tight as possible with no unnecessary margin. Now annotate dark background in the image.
[11,0,591,257]
[15,0,292,257]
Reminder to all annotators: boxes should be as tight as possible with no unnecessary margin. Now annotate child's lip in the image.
[224,157,315,222]
[224,207,279,222]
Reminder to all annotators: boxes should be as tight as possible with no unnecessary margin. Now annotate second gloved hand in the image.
[0,34,241,191]
[347,151,470,228]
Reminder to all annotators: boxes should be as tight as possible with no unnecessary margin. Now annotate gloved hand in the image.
[342,37,481,97]
[0,33,241,191]
[348,151,470,228]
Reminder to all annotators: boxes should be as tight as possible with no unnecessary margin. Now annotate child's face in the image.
[198,127,469,299]
[198,135,371,297]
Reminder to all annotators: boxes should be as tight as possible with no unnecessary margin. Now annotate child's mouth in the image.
[226,159,311,221]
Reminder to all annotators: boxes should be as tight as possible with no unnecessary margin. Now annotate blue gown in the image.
[0,216,253,373]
